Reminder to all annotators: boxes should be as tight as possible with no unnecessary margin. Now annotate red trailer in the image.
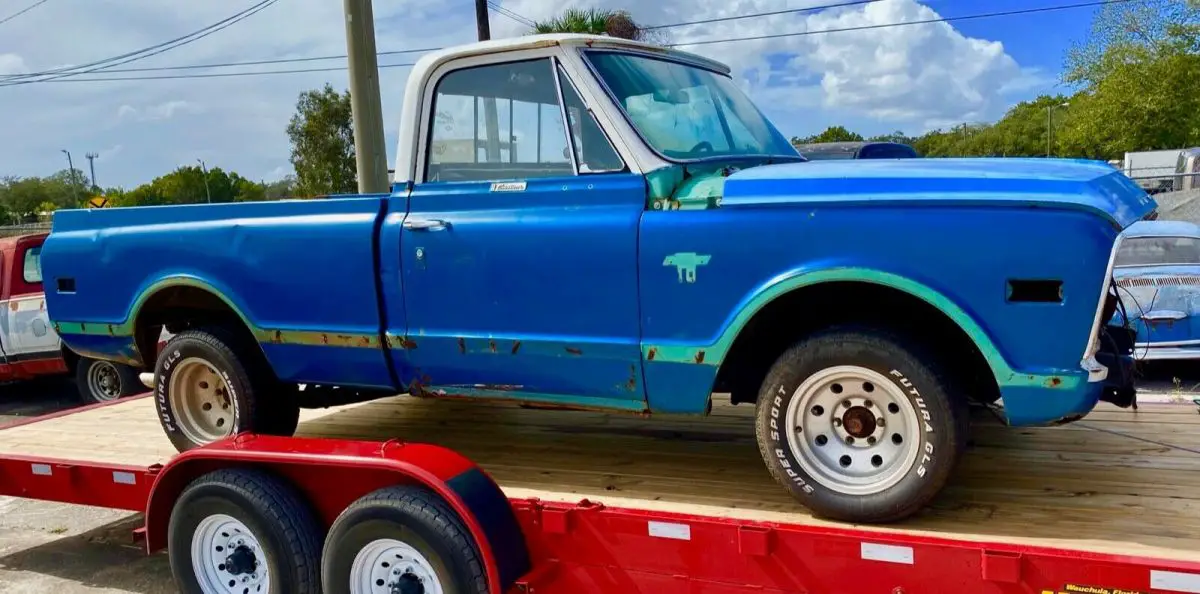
[0,391,1198,594]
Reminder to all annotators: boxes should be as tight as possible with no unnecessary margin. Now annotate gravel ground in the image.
[0,366,1197,593]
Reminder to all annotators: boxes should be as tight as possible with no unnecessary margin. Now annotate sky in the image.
[0,0,1100,189]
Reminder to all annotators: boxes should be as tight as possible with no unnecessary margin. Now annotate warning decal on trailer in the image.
[1041,585,1147,594]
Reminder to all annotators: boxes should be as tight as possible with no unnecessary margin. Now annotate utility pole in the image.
[342,0,389,193]
[196,159,213,203]
[1046,102,1069,158]
[474,0,490,40]
[60,149,79,204]
[85,152,99,191]
[474,0,501,163]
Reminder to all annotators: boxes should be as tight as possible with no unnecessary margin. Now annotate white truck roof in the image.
[392,34,732,184]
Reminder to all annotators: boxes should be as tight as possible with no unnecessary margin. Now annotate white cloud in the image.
[0,53,27,75]
[0,0,1049,188]
[117,100,204,122]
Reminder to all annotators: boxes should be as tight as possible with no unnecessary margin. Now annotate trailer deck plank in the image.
[1,394,1198,562]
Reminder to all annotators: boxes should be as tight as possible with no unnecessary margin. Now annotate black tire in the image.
[75,357,142,404]
[155,326,300,453]
[321,485,487,594]
[754,328,968,523]
[168,467,322,594]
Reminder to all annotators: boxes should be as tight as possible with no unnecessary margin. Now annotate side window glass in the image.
[556,66,625,174]
[426,58,574,183]
[22,246,42,284]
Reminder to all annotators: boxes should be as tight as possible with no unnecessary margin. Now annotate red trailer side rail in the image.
[0,394,1198,594]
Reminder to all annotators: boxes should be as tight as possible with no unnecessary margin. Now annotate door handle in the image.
[403,218,450,231]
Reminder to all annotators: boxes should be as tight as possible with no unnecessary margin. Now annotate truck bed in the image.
[1,393,1198,563]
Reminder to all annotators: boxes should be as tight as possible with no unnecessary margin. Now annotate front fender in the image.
[643,265,1048,390]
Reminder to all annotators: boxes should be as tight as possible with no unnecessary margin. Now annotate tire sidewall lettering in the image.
[765,361,940,500]
[155,340,242,440]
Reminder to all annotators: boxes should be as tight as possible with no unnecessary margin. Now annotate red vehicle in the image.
[0,232,142,403]
[0,390,1196,594]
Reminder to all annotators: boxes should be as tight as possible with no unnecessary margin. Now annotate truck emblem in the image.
[490,181,527,192]
[663,252,711,284]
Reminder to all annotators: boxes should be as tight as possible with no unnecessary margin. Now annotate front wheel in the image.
[76,357,142,404]
[755,329,968,523]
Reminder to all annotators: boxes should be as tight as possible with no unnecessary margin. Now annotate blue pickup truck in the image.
[41,34,1153,523]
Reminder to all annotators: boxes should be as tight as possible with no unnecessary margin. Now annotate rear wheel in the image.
[76,357,142,404]
[156,327,299,452]
[321,485,488,594]
[755,328,968,523]
[168,468,322,594]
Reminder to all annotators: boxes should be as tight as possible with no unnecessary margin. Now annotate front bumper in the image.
[1131,340,1200,361]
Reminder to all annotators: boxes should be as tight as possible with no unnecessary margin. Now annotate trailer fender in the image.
[144,435,530,594]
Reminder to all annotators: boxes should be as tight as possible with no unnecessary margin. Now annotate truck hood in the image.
[721,157,1156,229]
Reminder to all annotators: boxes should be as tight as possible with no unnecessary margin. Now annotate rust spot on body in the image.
[273,330,283,343]
[565,347,583,356]
[107,324,115,336]
[694,350,706,364]
[402,337,418,349]
[647,347,657,361]
[489,339,497,353]
[624,364,638,392]
[511,340,521,354]
[321,334,329,345]
[458,337,466,354]
[360,336,372,347]
[1047,377,1063,388]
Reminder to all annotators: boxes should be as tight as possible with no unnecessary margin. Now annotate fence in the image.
[0,222,51,238]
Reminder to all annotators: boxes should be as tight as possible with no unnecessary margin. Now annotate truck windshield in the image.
[585,51,798,162]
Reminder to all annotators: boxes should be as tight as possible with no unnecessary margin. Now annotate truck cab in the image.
[42,34,1154,524]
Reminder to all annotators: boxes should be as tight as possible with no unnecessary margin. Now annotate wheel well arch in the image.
[144,441,530,594]
[131,279,261,369]
[714,277,1003,407]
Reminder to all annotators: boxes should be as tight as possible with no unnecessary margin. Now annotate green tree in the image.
[287,84,357,197]
[791,126,865,145]
[531,8,663,43]
[1057,0,1200,158]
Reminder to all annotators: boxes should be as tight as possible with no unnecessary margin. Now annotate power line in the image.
[17,46,441,76]
[644,0,881,31]
[1,0,1142,84]
[488,1,535,27]
[0,0,50,26]
[25,62,417,83]
[669,0,1146,48]
[0,0,280,85]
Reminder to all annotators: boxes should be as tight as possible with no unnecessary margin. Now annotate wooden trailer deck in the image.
[1,393,1199,563]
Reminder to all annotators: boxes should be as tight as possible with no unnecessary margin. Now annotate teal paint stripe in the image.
[641,267,1084,390]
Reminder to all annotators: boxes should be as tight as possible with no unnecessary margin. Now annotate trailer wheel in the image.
[755,328,968,523]
[168,468,322,594]
[76,357,142,404]
[321,485,487,594]
[156,327,299,452]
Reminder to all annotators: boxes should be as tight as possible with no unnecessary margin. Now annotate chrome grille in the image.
[1116,276,1200,288]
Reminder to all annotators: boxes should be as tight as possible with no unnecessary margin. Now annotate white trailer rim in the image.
[785,365,923,495]
[350,538,444,594]
[190,513,271,594]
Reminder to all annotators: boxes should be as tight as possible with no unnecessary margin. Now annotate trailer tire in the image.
[155,327,299,452]
[168,468,323,594]
[321,485,488,594]
[755,328,968,523]
[76,357,142,404]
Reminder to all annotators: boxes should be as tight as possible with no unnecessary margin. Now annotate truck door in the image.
[399,53,647,408]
